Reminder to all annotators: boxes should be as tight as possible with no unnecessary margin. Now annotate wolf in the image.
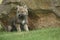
[0,5,29,32]
[14,5,29,31]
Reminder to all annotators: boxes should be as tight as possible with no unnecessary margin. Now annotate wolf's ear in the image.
[16,5,20,11]
[16,5,20,9]
[24,5,28,9]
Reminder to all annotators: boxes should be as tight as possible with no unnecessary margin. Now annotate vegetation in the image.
[0,27,60,40]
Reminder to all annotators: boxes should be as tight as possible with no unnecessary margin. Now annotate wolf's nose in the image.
[19,15,20,17]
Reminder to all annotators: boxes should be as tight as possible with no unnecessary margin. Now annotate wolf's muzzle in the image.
[18,14,26,20]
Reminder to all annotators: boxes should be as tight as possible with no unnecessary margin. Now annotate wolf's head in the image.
[16,5,28,20]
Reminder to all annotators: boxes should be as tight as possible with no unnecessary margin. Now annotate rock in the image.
[2,0,21,4]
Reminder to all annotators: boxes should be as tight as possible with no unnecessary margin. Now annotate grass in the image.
[0,27,60,40]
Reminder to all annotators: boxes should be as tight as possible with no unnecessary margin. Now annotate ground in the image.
[0,27,60,40]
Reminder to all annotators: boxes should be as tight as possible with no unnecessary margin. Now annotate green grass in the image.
[0,27,60,40]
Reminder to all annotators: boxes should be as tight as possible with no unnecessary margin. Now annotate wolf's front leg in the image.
[23,15,29,31]
[24,24,29,31]
[7,25,12,32]
[15,24,21,32]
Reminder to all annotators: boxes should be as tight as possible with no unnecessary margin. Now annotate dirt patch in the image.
[28,10,60,29]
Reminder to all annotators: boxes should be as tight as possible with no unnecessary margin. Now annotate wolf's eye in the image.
[21,11,24,13]
[18,11,20,13]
